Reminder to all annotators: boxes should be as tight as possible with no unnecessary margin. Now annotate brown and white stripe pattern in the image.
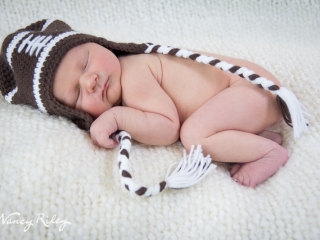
[144,44,309,138]
[144,44,279,91]
[31,31,80,112]
[116,130,216,197]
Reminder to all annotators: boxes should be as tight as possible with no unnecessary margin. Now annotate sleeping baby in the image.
[0,19,308,188]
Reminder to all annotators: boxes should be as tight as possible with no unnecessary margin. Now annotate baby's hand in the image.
[90,110,119,149]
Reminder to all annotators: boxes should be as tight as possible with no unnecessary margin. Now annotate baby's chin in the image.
[89,97,122,118]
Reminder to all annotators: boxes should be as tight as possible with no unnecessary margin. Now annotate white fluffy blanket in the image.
[1,0,319,239]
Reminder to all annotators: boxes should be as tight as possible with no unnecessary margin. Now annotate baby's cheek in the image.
[90,103,110,118]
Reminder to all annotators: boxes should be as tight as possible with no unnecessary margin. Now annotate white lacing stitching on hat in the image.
[4,31,30,102]
[6,31,30,68]
[18,34,53,57]
[4,87,18,103]
[32,31,81,112]
[41,19,56,31]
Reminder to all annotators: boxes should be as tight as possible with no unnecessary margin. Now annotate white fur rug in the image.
[0,0,319,239]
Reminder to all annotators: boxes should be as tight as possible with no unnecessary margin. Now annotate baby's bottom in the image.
[180,79,289,187]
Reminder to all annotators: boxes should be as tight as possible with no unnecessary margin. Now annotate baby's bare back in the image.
[120,52,281,124]
[156,54,231,123]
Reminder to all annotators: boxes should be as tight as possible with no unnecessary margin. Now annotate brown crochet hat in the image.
[0,19,147,130]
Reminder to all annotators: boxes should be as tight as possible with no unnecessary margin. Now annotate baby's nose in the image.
[80,73,97,93]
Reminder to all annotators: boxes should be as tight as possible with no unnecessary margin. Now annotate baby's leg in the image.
[230,130,282,177]
[180,79,288,187]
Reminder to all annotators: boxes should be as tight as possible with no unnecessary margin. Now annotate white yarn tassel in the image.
[276,87,309,138]
[116,131,216,196]
[165,145,216,188]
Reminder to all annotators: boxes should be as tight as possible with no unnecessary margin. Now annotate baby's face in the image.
[53,43,122,118]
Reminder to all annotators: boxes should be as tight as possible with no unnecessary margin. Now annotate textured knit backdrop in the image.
[0,0,319,239]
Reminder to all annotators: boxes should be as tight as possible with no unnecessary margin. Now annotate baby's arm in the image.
[90,55,180,149]
[90,106,179,148]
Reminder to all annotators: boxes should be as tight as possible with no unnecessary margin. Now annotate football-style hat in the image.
[0,19,147,130]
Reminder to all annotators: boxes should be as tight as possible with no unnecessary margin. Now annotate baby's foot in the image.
[230,163,241,176]
[231,146,289,187]
[229,131,282,177]
[258,130,282,145]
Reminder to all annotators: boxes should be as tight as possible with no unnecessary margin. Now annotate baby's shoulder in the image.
[119,53,162,84]
[119,53,160,69]
[118,54,166,108]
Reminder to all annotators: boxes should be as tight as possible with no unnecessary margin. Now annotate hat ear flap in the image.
[71,116,93,131]
[0,53,15,99]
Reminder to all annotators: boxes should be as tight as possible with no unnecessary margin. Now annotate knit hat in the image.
[0,19,147,130]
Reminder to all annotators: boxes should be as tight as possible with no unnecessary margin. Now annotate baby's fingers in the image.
[92,135,119,149]
[100,138,119,149]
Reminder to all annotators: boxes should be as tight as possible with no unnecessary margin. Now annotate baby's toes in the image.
[232,173,244,185]
[233,170,258,187]
[230,163,242,176]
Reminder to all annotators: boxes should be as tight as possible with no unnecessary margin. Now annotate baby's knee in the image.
[180,122,207,151]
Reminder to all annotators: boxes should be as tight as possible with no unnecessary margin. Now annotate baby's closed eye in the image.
[74,85,81,109]
[83,51,89,71]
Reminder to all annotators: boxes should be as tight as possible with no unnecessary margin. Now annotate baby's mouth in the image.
[102,78,109,100]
